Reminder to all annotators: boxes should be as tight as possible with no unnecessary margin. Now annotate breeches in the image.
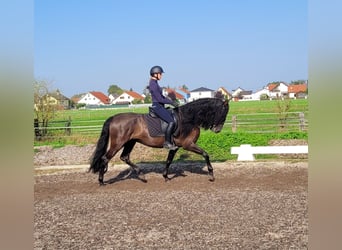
[152,103,174,123]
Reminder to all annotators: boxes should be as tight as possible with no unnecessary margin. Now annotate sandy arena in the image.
[34,156,307,249]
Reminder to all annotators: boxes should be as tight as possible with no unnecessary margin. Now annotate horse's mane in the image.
[177,98,229,136]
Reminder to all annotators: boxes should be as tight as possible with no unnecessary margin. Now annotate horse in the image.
[89,97,229,185]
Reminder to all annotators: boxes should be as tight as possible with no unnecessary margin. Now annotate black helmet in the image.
[150,65,164,76]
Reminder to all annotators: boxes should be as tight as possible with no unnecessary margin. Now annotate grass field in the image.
[34,99,308,161]
[52,99,308,122]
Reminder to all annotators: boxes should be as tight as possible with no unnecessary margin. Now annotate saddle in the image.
[144,107,179,137]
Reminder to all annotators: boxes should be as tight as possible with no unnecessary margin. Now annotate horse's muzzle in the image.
[211,124,223,133]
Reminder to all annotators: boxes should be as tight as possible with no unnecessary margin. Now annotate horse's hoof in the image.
[139,174,147,183]
[99,181,106,186]
[209,176,215,182]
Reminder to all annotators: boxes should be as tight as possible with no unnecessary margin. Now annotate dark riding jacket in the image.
[149,78,174,123]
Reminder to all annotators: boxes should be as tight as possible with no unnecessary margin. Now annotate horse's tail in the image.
[89,117,112,174]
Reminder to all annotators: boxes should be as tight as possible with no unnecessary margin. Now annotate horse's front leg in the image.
[184,142,215,182]
[163,148,178,181]
[203,151,214,182]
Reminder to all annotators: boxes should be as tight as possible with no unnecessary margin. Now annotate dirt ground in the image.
[34,160,308,249]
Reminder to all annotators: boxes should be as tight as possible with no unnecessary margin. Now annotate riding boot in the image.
[164,122,177,150]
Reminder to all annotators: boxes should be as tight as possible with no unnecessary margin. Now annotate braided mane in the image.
[177,98,229,137]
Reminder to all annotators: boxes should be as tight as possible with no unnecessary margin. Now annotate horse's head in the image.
[179,98,230,136]
[210,99,229,133]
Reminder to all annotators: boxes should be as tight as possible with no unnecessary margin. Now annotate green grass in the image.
[46,99,308,131]
[228,99,308,114]
[34,99,308,161]
[196,130,308,161]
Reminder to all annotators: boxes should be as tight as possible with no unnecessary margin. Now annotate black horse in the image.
[89,98,229,185]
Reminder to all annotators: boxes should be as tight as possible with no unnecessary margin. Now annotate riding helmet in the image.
[150,65,164,76]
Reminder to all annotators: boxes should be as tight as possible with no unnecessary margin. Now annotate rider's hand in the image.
[172,102,179,107]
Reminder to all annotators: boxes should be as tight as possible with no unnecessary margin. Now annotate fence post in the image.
[34,118,42,140]
[232,115,237,133]
[299,112,305,131]
[65,116,71,135]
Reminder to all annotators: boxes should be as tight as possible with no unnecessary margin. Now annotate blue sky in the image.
[35,0,307,97]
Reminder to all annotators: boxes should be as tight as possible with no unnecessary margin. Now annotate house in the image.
[267,82,288,99]
[34,89,71,110]
[108,93,119,103]
[288,84,308,99]
[178,87,191,102]
[231,87,245,101]
[231,87,254,101]
[78,91,110,106]
[189,87,215,102]
[47,90,71,109]
[250,87,270,101]
[112,90,144,105]
[238,90,253,100]
[164,88,185,103]
[216,87,232,100]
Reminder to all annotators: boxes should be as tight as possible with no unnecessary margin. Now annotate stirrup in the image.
[163,142,178,150]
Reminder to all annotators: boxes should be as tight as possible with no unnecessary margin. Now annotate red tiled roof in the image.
[125,91,144,100]
[90,91,110,104]
[71,97,80,103]
[268,84,278,91]
[288,84,307,93]
[268,82,289,91]
[165,88,184,99]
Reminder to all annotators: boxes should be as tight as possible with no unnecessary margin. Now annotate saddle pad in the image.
[144,114,164,137]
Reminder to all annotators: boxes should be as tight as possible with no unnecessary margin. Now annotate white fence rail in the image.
[231,144,308,161]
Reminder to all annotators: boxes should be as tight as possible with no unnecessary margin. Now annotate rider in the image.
[149,65,178,150]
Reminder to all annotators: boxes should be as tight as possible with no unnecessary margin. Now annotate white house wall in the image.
[289,93,296,98]
[189,91,214,101]
[250,88,270,100]
[269,83,288,98]
[78,93,103,105]
[113,93,133,104]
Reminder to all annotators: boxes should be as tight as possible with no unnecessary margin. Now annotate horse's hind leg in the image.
[120,140,146,181]
[98,156,109,185]
[99,146,122,185]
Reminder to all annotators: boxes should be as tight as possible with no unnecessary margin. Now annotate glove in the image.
[172,101,179,107]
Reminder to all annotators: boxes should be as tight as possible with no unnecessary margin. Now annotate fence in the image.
[226,111,308,133]
[34,111,308,141]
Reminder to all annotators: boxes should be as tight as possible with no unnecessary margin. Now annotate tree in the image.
[181,84,189,90]
[290,80,307,85]
[34,79,56,137]
[260,93,269,100]
[144,94,152,103]
[143,85,152,103]
[108,84,124,96]
[276,97,292,131]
